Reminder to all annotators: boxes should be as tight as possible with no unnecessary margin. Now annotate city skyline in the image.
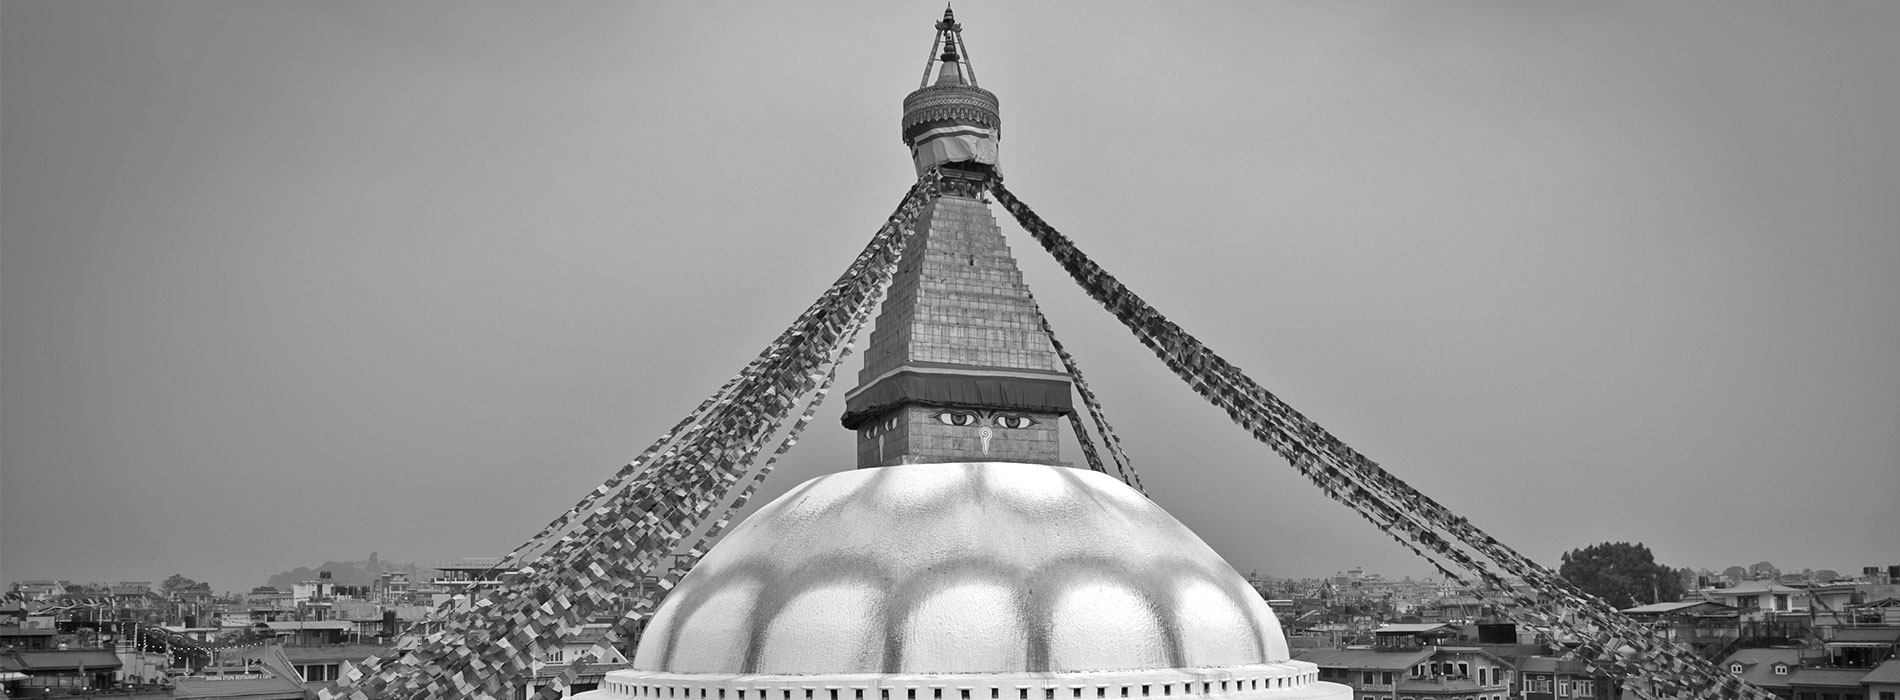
[5,3,1898,594]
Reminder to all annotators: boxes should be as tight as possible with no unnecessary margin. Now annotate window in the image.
[1880,693,1896,700]
[1731,664,1744,674]
[1775,665,1788,675]
[1364,672,1375,686]
[1775,594,1790,611]
[1382,673,1393,686]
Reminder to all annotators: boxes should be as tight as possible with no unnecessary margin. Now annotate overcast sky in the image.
[5,2,1897,593]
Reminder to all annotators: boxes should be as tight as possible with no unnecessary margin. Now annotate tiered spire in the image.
[842,10,1071,468]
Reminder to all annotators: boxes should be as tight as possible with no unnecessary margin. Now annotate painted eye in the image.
[883,416,899,431]
[933,411,978,427]
[993,414,1037,429]
[859,428,875,441]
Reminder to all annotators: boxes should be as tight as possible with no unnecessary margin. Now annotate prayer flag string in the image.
[317,172,942,700]
[990,178,1772,700]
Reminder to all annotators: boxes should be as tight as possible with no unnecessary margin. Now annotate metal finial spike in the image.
[937,4,959,32]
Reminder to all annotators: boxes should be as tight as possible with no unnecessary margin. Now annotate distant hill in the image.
[266,552,424,590]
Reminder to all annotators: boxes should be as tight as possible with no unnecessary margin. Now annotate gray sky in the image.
[5,2,1897,594]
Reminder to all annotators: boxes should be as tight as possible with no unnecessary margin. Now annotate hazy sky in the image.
[5,2,1897,594]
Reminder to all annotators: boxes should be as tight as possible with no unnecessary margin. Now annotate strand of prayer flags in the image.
[989,179,1773,700]
[535,284,884,700]
[319,173,942,700]
[1037,309,1144,493]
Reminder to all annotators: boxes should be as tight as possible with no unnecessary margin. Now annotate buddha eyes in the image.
[993,414,1036,429]
[927,412,1037,428]
[933,411,979,427]
[883,416,899,431]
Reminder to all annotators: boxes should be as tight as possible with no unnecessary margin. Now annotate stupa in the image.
[573,10,1348,700]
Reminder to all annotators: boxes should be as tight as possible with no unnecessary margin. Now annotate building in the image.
[0,624,58,650]
[1788,668,1872,700]
[1621,600,1740,659]
[255,619,357,645]
[1860,659,1900,700]
[572,10,1348,700]
[1722,648,1802,700]
[430,557,513,605]
[0,648,124,694]
[282,642,395,686]
[1514,657,1613,700]
[520,624,633,698]
[1704,581,1812,618]
[1296,625,1517,700]
[170,645,307,700]
[1827,628,1900,669]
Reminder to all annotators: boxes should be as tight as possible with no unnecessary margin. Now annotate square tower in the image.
[842,188,1072,468]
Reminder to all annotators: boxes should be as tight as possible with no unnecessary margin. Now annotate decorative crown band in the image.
[902,85,1001,142]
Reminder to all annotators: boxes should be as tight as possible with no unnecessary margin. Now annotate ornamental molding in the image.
[902,85,1001,140]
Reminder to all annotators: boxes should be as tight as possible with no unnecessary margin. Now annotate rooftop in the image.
[1295,647,1434,671]
[6,649,124,670]
[1861,658,1900,685]
[1623,600,1735,615]
[1829,627,1900,644]
[1789,667,1872,687]
[1720,648,1802,689]
[1517,657,1592,674]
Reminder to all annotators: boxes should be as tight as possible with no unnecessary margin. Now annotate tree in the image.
[161,574,202,593]
[1722,565,1748,580]
[1558,542,1684,608]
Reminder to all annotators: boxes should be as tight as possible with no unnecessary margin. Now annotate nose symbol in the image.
[978,426,993,454]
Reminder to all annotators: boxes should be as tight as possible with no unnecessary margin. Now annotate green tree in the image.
[161,574,202,593]
[1558,542,1683,608]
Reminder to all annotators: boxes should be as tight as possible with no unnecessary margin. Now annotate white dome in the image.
[632,462,1291,675]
